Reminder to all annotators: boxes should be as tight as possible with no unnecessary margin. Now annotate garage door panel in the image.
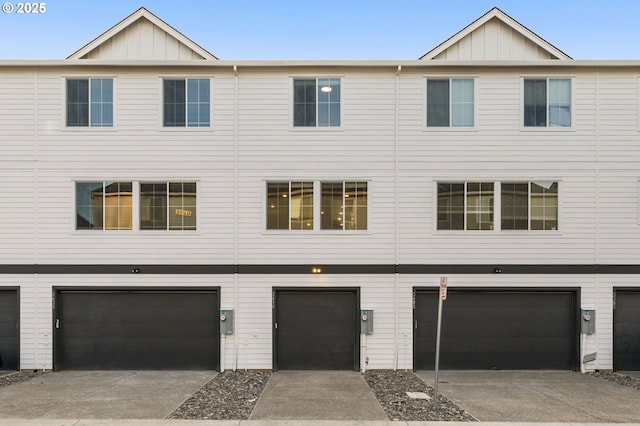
[0,290,18,370]
[615,291,640,371]
[415,290,576,370]
[57,290,219,370]
[275,290,358,370]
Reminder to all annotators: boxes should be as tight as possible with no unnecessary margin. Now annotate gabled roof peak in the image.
[67,7,218,61]
[420,7,572,61]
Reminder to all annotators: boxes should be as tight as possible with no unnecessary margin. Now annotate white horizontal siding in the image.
[0,167,36,262]
[2,62,640,371]
[35,168,236,264]
[0,69,36,161]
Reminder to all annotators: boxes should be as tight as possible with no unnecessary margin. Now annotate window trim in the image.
[74,181,134,231]
[435,181,495,232]
[434,180,561,233]
[264,179,369,233]
[73,179,199,233]
[501,181,560,231]
[423,75,478,131]
[520,76,575,131]
[139,181,198,231]
[63,76,117,130]
[159,76,214,130]
[289,76,344,131]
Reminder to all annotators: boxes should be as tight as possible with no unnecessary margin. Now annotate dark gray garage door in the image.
[274,289,359,370]
[414,289,578,370]
[614,290,640,371]
[55,289,219,370]
[0,289,18,370]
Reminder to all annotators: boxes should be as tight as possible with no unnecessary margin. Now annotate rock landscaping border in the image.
[364,370,477,421]
[0,371,47,387]
[588,371,640,391]
[167,370,270,420]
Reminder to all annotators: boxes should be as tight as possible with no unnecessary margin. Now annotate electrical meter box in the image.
[220,309,234,335]
[581,308,595,335]
[361,309,373,335]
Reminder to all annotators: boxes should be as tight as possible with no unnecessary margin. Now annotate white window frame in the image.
[63,76,117,130]
[290,76,344,130]
[73,180,199,233]
[435,181,495,232]
[423,75,477,131]
[264,179,369,232]
[159,76,214,130]
[521,76,574,130]
[501,181,560,231]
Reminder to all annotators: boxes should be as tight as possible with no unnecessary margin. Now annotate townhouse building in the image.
[0,7,639,372]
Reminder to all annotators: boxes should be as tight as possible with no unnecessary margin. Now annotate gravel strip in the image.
[0,371,47,387]
[168,370,270,420]
[588,371,640,391]
[364,370,476,422]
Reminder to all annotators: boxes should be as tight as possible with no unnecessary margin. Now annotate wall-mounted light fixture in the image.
[493,266,502,273]
[131,267,140,273]
[311,267,322,274]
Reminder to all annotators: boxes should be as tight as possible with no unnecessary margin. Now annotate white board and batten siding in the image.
[431,18,557,61]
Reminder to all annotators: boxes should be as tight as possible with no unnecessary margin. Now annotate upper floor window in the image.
[524,78,571,127]
[437,182,494,230]
[76,182,132,230]
[293,78,341,127]
[321,182,367,230]
[266,182,314,230]
[76,181,196,231]
[427,78,474,127]
[140,182,197,231]
[66,78,113,127]
[502,182,558,230]
[266,180,367,231]
[163,78,210,127]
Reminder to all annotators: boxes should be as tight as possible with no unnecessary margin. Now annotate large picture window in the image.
[266,180,367,231]
[524,78,571,127]
[321,182,367,230]
[66,78,113,127]
[437,182,494,230]
[427,78,474,127]
[76,181,196,231]
[163,78,210,127]
[140,182,197,231]
[267,182,314,230]
[502,182,558,230]
[76,182,132,230]
[293,78,341,127]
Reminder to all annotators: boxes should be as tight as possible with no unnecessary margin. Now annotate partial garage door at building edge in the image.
[414,289,578,370]
[55,289,219,370]
[274,289,359,370]
[0,289,18,370]
[614,290,640,371]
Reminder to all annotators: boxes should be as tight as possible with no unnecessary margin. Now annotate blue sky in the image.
[1,0,639,60]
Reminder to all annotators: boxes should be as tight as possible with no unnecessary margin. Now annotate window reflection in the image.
[76,182,131,230]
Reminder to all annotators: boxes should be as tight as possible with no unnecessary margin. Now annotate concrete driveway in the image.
[0,371,216,419]
[417,370,640,423]
[249,371,387,421]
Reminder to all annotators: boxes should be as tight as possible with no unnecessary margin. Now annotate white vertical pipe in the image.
[394,65,401,370]
[233,65,239,372]
[220,334,226,373]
